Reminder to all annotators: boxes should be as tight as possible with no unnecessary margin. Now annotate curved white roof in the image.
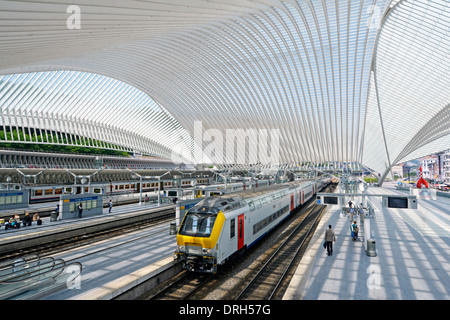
[0,0,448,176]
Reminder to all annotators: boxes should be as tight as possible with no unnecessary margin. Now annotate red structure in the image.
[416,166,429,188]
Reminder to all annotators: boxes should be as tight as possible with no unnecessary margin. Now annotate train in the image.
[174,177,331,273]
[196,179,272,198]
[161,179,273,200]
[26,177,211,203]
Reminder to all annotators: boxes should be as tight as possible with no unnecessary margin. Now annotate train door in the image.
[290,194,294,211]
[238,214,244,250]
[302,191,304,205]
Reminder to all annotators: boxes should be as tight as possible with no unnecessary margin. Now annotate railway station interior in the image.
[0,0,449,308]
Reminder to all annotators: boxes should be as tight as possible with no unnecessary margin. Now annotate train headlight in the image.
[202,248,213,255]
[177,246,185,252]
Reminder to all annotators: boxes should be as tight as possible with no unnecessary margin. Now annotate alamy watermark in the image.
[66,264,82,290]
[171,121,281,166]
[366,5,382,31]
[366,264,382,290]
[66,5,81,30]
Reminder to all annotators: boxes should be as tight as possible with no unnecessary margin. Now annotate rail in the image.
[235,204,326,300]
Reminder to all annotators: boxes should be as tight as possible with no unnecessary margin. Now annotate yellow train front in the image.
[174,198,229,273]
[174,178,331,273]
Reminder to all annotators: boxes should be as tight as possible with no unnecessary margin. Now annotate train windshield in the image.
[179,208,218,237]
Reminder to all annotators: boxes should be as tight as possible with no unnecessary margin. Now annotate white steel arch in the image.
[0,0,448,175]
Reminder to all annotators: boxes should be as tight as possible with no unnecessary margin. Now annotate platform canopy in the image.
[0,0,449,177]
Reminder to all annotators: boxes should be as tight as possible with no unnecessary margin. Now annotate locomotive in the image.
[174,177,330,273]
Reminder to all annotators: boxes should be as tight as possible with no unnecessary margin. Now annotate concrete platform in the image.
[283,185,450,300]
[42,222,180,300]
[0,202,180,300]
[0,202,175,254]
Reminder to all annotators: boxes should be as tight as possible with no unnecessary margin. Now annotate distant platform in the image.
[284,184,450,300]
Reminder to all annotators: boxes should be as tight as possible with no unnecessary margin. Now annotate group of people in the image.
[3,213,42,230]
[348,200,360,241]
[3,199,114,230]
[323,199,363,256]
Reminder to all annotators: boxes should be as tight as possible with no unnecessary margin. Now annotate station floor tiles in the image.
[283,186,450,300]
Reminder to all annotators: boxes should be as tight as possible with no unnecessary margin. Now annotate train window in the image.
[119,185,124,190]
[55,188,63,195]
[115,185,119,190]
[35,190,43,196]
[45,189,53,195]
[239,219,243,238]
[230,218,235,238]
[84,187,89,193]
[179,212,217,238]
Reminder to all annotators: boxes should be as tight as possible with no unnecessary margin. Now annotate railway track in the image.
[234,203,325,300]
[145,271,213,300]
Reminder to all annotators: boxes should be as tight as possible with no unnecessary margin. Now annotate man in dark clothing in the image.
[22,213,32,226]
[78,203,83,218]
[324,225,336,256]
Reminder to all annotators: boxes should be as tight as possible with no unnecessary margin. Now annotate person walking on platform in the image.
[108,200,113,213]
[349,206,355,222]
[324,225,336,256]
[78,203,83,218]
[352,221,359,241]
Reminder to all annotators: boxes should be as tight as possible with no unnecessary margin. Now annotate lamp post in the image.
[127,169,143,205]
[158,171,171,206]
